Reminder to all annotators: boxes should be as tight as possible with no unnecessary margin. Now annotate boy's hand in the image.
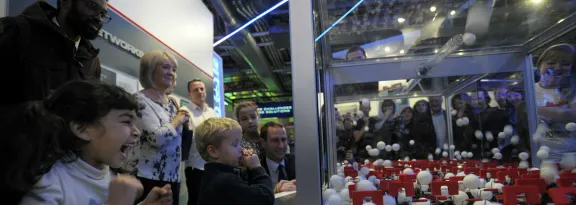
[108,175,143,205]
[242,148,261,169]
[141,184,173,205]
[274,180,297,193]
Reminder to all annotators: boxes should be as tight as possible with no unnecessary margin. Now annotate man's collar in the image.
[188,102,207,111]
[51,17,81,49]
[266,157,285,171]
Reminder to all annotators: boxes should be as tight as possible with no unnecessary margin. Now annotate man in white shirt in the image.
[259,121,296,193]
[428,96,447,148]
[184,79,217,205]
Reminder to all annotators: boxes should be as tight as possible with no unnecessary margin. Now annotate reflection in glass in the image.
[533,44,576,162]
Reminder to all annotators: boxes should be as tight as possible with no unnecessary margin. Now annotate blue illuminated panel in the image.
[257,102,293,118]
[213,52,225,117]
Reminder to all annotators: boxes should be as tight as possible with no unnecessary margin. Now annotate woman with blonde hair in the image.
[124,51,189,205]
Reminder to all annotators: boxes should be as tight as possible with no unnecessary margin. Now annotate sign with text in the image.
[257,102,293,118]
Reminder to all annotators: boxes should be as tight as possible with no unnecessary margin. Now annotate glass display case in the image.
[289,0,576,204]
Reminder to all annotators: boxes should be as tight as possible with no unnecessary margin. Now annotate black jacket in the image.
[198,163,274,205]
[0,2,101,105]
[260,154,296,181]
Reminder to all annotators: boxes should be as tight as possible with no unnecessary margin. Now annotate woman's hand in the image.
[171,110,190,127]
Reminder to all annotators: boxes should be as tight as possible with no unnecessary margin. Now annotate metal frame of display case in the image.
[290,0,576,204]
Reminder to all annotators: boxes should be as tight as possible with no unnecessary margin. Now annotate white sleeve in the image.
[19,170,63,205]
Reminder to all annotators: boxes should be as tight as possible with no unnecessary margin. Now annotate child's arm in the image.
[224,166,275,205]
[537,104,576,122]
[19,171,63,205]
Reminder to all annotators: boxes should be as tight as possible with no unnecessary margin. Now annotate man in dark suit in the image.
[259,121,296,193]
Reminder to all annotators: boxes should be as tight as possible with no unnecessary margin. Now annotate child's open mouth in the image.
[120,143,135,154]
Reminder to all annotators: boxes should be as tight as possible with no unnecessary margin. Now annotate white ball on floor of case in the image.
[473,200,492,205]
[462,117,470,125]
[368,148,380,157]
[456,118,464,127]
[428,154,434,161]
[398,191,412,203]
[327,194,343,205]
[364,159,370,165]
[461,151,468,158]
[456,154,462,160]
[364,126,369,132]
[403,168,415,175]
[475,130,484,140]
[344,176,353,183]
[360,167,370,176]
[493,153,503,160]
[365,145,372,151]
[444,173,455,180]
[530,167,540,171]
[435,148,442,155]
[384,160,393,168]
[410,140,415,145]
[385,145,393,152]
[323,188,337,199]
[464,174,481,189]
[345,181,355,188]
[337,166,345,174]
[455,151,461,156]
[540,146,550,152]
[479,188,494,200]
[337,163,341,167]
[442,151,448,158]
[537,123,550,134]
[362,202,375,205]
[566,122,576,131]
[356,180,376,191]
[367,175,376,182]
[510,135,519,145]
[375,159,384,166]
[338,189,350,202]
[355,175,366,182]
[440,185,449,196]
[404,156,410,161]
[518,152,529,161]
[485,131,494,142]
[443,143,449,150]
[377,141,386,150]
[492,148,500,154]
[451,109,458,116]
[373,179,380,186]
[504,125,514,136]
[353,162,359,170]
[330,175,345,190]
[560,153,576,170]
[463,33,477,46]
[450,145,456,150]
[498,132,506,139]
[383,194,396,205]
[540,167,558,185]
[392,143,401,151]
[519,160,529,169]
[453,191,470,205]
[417,171,433,185]
[457,172,466,176]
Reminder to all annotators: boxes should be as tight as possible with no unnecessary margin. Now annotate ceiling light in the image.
[530,0,542,3]
[397,18,405,23]
[558,18,565,23]
[399,50,405,54]
[384,47,391,52]
[430,6,437,12]
[450,10,456,16]
[434,49,439,53]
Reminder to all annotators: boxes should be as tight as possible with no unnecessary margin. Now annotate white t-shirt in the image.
[535,83,576,161]
[20,159,112,205]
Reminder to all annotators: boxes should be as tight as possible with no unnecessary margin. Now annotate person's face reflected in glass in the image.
[507,91,523,106]
[428,96,443,114]
[346,50,366,60]
[416,101,428,113]
[539,50,574,89]
[401,109,413,122]
[453,98,465,110]
[495,88,508,108]
[343,119,353,130]
[470,91,487,110]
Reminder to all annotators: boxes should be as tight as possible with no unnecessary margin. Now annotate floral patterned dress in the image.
[124,92,182,182]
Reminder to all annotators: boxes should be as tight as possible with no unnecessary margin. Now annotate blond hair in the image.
[139,51,178,89]
[194,118,241,161]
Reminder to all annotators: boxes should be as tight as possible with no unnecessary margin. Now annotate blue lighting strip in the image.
[315,0,365,42]
[213,0,289,47]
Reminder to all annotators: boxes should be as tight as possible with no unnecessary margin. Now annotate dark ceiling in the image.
[204,0,576,105]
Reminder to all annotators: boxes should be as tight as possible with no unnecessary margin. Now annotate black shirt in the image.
[197,163,275,205]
